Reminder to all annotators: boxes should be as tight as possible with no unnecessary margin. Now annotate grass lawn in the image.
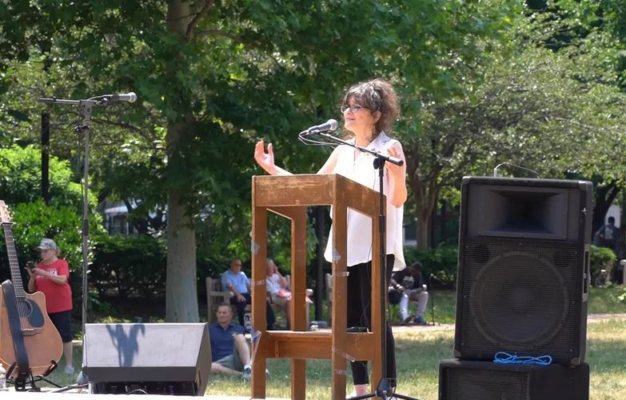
[34,285,626,398]
[41,319,626,399]
[201,320,626,400]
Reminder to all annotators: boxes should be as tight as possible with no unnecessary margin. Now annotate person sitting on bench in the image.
[221,258,276,331]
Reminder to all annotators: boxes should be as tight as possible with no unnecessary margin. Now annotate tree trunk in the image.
[592,183,621,235]
[164,0,200,322]
[166,186,199,322]
[165,117,199,322]
[416,212,430,250]
[411,175,441,250]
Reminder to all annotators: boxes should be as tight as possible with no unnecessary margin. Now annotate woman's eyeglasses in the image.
[341,104,366,113]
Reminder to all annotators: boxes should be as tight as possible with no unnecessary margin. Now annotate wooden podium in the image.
[251,174,385,400]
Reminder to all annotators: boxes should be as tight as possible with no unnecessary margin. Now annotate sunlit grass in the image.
[38,322,626,400]
[201,320,626,399]
[34,284,625,398]
[588,284,626,314]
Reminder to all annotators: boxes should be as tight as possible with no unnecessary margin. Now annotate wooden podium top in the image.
[252,174,382,217]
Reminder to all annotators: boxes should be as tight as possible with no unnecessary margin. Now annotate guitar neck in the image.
[1,223,26,299]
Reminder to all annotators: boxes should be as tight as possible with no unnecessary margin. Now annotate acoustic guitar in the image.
[0,201,63,378]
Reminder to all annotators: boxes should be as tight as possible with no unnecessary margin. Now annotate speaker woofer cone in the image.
[470,251,569,349]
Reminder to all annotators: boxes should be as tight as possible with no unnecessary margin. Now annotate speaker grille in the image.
[456,238,587,364]
[439,359,590,400]
[444,367,529,399]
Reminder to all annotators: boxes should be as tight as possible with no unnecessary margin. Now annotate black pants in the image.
[230,292,276,330]
[347,254,396,386]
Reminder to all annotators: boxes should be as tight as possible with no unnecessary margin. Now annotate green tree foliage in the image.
[0,200,95,320]
[0,0,523,321]
[90,234,166,300]
[590,245,617,285]
[402,4,626,248]
[0,145,84,206]
[8,200,84,272]
[403,245,458,289]
[0,141,104,321]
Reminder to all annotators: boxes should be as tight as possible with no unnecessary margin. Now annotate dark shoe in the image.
[242,366,252,381]
[413,316,428,325]
[402,316,413,326]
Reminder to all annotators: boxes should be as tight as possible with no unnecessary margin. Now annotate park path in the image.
[68,313,626,347]
[60,313,626,347]
[387,312,626,334]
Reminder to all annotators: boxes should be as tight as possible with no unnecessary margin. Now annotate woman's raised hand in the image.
[254,140,276,175]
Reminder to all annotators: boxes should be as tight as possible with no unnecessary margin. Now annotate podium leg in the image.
[292,359,306,399]
[252,206,268,399]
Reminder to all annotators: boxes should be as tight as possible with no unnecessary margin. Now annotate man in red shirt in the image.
[26,238,74,375]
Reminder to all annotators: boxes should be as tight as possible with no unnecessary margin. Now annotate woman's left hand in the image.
[383,143,408,207]
[384,144,406,180]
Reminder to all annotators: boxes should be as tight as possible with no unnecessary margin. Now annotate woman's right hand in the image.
[254,140,276,175]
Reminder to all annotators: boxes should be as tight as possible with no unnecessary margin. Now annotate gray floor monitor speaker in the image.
[83,323,211,396]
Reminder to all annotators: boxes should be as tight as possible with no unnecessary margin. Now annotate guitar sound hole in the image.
[17,300,32,317]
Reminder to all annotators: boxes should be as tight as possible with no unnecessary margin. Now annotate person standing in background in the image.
[26,238,74,375]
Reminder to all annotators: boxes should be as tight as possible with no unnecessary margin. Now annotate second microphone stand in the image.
[38,95,119,390]
[313,130,419,400]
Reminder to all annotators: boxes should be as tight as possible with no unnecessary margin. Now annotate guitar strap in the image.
[1,280,30,380]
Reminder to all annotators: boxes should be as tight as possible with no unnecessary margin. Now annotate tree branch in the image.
[186,0,214,39]
[90,117,144,134]
[195,29,245,43]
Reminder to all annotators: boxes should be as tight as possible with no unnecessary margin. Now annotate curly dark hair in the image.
[341,78,400,137]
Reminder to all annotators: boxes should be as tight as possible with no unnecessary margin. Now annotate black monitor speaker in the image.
[454,177,592,366]
[83,323,211,396]
[439,359,590,400]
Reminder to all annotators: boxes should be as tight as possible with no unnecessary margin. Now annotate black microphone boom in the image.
[303,119,338,135]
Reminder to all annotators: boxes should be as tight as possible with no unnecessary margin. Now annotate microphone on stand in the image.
[301,119,338,135]
[108,92,137,103]
[38,92,138,106]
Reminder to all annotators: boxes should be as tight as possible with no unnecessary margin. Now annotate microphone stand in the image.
[38,95,117,389]
[312,131,419,400]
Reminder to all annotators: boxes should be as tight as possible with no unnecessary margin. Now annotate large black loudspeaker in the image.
[83,323,211,396]
[454,177,592,366]
[439,359,590,400]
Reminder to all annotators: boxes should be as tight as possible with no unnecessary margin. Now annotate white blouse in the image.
[265,273,281,295]
[323,132,406,271]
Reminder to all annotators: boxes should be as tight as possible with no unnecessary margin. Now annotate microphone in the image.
[303,119,338,135]
[110,92,137,103]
